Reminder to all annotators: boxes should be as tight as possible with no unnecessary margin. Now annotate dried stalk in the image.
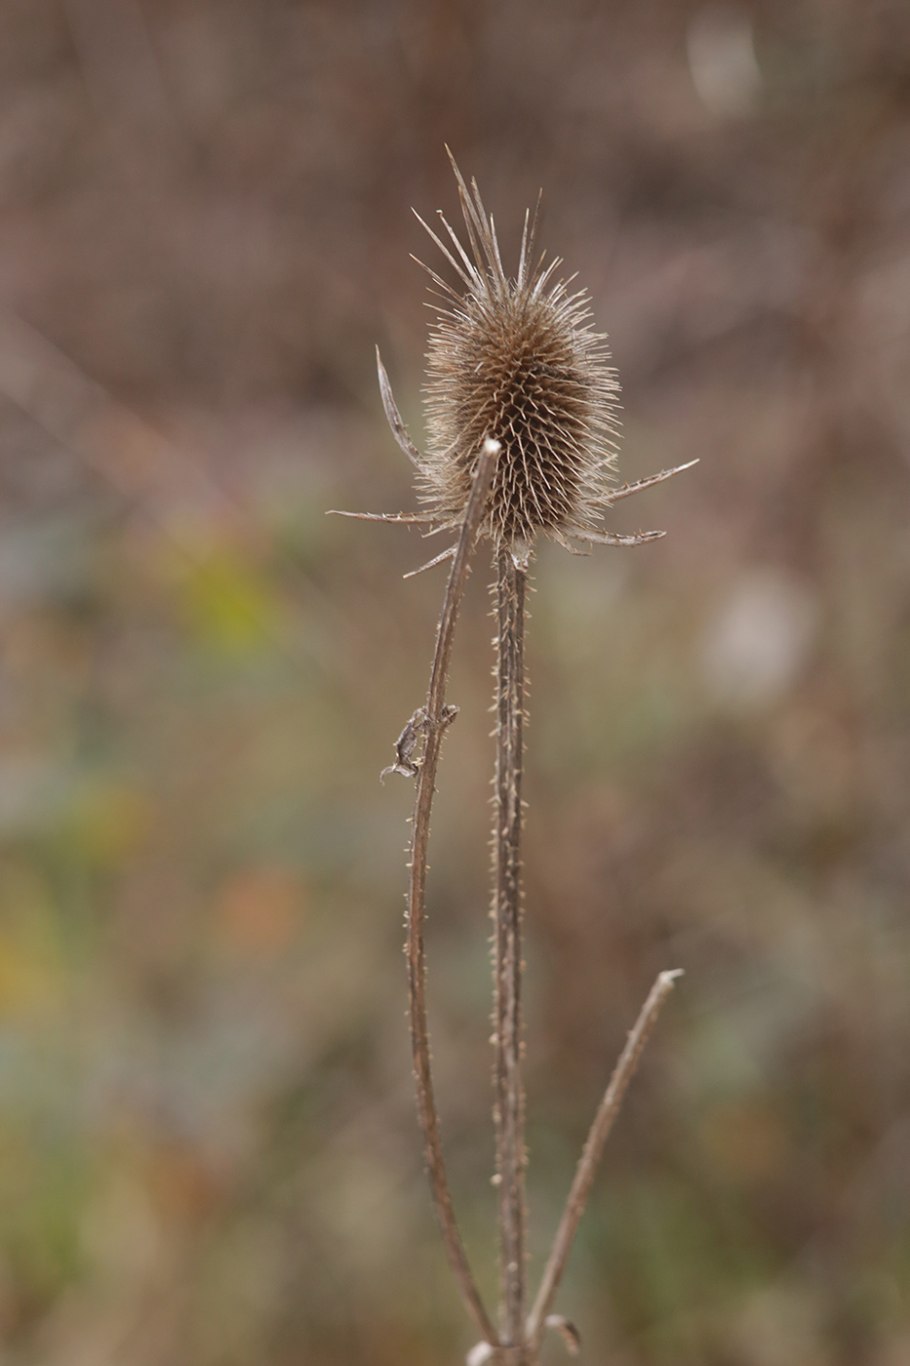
[359,161,696,1362]
[492,550,528,1352]
[526,969,683,1350]
[405,438,500,1348]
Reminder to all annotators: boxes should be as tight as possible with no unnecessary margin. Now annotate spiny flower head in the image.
[416,156,621,558]
[339,157,694,571]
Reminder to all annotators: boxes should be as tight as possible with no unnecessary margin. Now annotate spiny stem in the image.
[406,439,500,1348]
[526,969,683,1350]
[493,550,528,1353]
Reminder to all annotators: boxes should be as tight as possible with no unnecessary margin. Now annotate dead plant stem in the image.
[493,550,528,1355]
[526,969,683,1349]
[406,439,499,1348]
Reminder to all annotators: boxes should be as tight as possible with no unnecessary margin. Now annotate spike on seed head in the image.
[416,157,622,554]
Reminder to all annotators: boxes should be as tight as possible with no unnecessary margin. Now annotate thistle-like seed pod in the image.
[417,156,621,559]
[334,155,695,570]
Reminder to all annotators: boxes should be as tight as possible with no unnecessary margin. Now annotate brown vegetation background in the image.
[1,2,909,1363]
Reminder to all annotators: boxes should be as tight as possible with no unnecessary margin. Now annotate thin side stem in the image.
[526,969,683,1349]
[493,551,528,1353]
[406,440,500,1348]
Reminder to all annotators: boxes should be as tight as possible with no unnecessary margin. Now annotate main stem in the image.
[493,550,528,1356]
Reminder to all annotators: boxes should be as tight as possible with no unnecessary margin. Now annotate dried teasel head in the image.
[416,154,621,561]
[332,154,696,571]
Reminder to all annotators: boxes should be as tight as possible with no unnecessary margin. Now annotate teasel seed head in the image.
[416,155,622,559]
[333,156,694,566]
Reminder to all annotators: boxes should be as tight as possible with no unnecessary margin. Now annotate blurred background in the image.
[1,1,909,1363]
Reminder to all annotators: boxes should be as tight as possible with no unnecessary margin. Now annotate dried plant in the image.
[332,152,695,1364]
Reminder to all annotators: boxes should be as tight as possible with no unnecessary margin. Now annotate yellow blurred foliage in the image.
[172,543,281,655]
[62,783,154,869]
